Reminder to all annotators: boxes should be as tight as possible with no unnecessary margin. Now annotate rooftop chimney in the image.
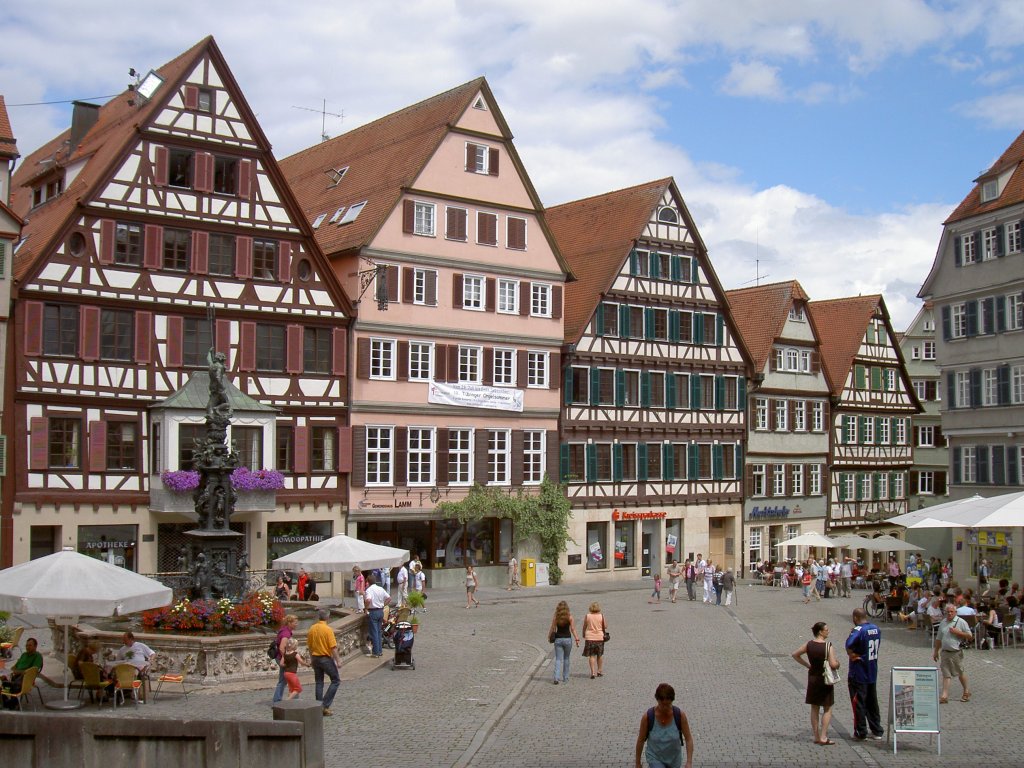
[69,101,101,153]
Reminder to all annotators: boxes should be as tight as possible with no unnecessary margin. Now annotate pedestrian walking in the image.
[353,565,365,613]
[792,621,841,745]
[507,556,519,590]
[581,602,608,679]
[667,560,681,603]
[413,563,427,611]
[721,568,736,606]
[307,608,341,716]
[634,683,693,768]
[271,613,299,704]
[845,608,883,741]
[396,561,410,607]
[840,557,853,598]
[364,572,391,657]
[713,566,724,605]
[281,638,311,700]
[801,569,813,603]
[978,558,991,596]
[684,560,696,601]
[933,603,972,704]
[547,600,580,684]
[465,564,480,608]
[649,572,662,604]
[701,557,714,604]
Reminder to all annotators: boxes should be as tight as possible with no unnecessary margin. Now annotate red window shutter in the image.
[788,401,796,432]
[465,143,475,172]
[517,352,527,387]
[350,425,365,487]
[453,273,464,308]
[511,430,524,486]
[434,345,447,382]
[402,200,415,233]
[447,345,459,382]
[235,236,252,279]
[386,265,399,302]
[80,306,100,361]
[166,316,183,367]
[239,321,256,371]
[485,277,495,312]
[475,430,488,484]
[394,427,407,486]
[746,465,754,497]
[488,148,499,176]
[286,324,303,374]
[216,319,231,358]
[89,421,107,472]
[402,267,414,304]
[135,311,153,364]
[519,281,530,316]
[549,353,560,388]
[483,347,493,385]
[99,220,115,264]
[436,428,449,486]
[237,159,252,200]
[447,207,467,240]
[337,426,353,473]
[810,350,820,374]
[508,217,526,250]
[478,212,497,245]
[398,341,409,380]
[154,146,169,187]
[293,426,310,474]
[144,225,163,269]
[426,269,437,306]
[332,327,347,376]
[770,352,778,372]
[551,286,563,319]
[24,301,43,356]
[194,152,213,193]
[277,242,291,283]
[192,231,209,274]
[184,85,199,110]
[356,337,370,379]
[30,417,48,470]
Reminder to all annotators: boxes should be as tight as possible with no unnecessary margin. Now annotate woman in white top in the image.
[465,565,480,608]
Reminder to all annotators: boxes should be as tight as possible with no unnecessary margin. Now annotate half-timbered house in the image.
[280,79,571,588]
[726,281,832,572]
[1,38,352,571]
[809,296,920,553]
[547,179,751,581]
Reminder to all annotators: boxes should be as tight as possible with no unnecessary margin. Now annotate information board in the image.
[888,666,941,755]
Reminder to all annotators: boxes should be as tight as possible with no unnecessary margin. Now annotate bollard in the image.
[272,700,324,768]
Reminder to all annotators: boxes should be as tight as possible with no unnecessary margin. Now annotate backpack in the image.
[267,639,278,660]
[646,706,684,745]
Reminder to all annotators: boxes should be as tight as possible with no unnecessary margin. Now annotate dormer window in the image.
[980,179,999,203]
[32,175,65,207]
[789,304,806,321]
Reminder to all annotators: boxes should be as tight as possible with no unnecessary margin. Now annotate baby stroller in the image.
[391,621,415,670]
[381,605,410,649]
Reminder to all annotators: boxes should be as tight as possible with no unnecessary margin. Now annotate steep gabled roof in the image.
[546,178,672,342]
[10,37,211,282]
[807,295,882,395]
[724,280,813,372]
[945,129,1024,224]
[0,95,18,160]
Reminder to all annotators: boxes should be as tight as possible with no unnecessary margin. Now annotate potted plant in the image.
[406,590,426,633]
[409,614,420,633]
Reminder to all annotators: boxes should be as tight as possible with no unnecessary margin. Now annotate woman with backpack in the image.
[634,683,693,768]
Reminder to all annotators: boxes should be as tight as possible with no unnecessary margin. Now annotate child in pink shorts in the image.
[282,638,310,699]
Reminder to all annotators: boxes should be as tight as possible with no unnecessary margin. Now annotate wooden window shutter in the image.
[216,319,231,358]
[402,267,414,303]
[277,242,291,283]
[511,430,525,486]
[402,200,415,233]
[482,347,493,385]
[293,426,310,475]
[520,281,530,316]
[770,350,778,372]
[239,321,256,371]
[486,277,496,312]
[349,426,364,486]
[192,231,209,275]
[551,286,563,319]
[135,311,152,364]
[934,425,943,445]
[478,212,497,245]
[434,345,448,382]
[80,306,101,361]
[475,430,489,484]
[935,471,947,495]
[24,301,44,356]
[953,235,962,266]
[154,146,169,187]
[30,417,49,470]
[436,428,449,486]
[508,217,526,249]
[788,400,796,432]
[336,426,353,474]
[89,421,107,472]
[488,148,499,176]
[517,352,528,388]
[447,345,459,381]
[194,152,213,193]
[810,350,820,374]
[446,207,467,240]
[909,471,919,495]
[166,316,184,367]
[465,143,475,172]
[235,236,253,279]
[99,220,115,264]
[332,327,347,376]
[387,265,399,303]
[144,225,163,269]
[426,269,437,305]
[394,427,407,486]
[453,273,464,308]
[545,431,558,482]
[184,85,199,110]
[398,340,410,380]
[549,353,559,389]
[237,159,253,200]
[286,324,303,374]
[356,337,370,379]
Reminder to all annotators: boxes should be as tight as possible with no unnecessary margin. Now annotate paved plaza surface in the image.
[12,580,1024,767]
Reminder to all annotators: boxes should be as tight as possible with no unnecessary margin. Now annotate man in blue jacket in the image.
[845,608,884,741]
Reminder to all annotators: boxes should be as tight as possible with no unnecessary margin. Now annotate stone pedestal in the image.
[272,700,324,768]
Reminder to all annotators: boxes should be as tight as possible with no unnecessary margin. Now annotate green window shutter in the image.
[0,241,6,278]
[858,417,868,445]
[687,442,699,479]
[612,443,623,482]
[690,375,701,410]
[866,324,874,344]
[640,371,651,407]
[644,307,655,340]
[881,367,890,391]
[734,443,743,477]
[670,255,682,282]
[559,444,570,482]
[615,369,625,407]
[693,313,704,345]
[563,368,573,406]
[594,303,604,337]
[637,443,648,482]
[875,417,883,444]
[629,249,639,276]
[838,474,847,501]
[737,377,747,411]
[872,473,880,500]
[870,366,882,391]
[714,375,725,411]
[619,304,630,339]
[663,443,674,481]
[855,365,866,389]
[855,473,864,500]
[712,444,723,480]
[649,251,659,279]
[585,444,597,484]
[669,310,680,342]
[841,415,850,444]
[665,373,677,409]
[716,314,724,346]
[589,367,600,404]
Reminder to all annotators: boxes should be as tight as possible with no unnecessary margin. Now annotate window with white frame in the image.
[493,348,515,386]
[886,369,897,391]
[800,350,811,372]
[623,370,641,407]
[961,234,976,264]
[1007,221,1022,254]
[723,376,739,410]
[913,380,926,399]
[531,283,552,317]
[413,268,436,305]
[468,143,491,174]
[463,275,484,310]
[649,371,666,408]
[918,471,934,494]
[809,464,822,496]
[755,398,769,431]
[523,430,545,484]
[748,527,762,567]
[983,227,999,260]
[862,417,874,445]
[774,400,788,431]
[785,349,799,370]
[982,368,998,406]
[893,472,905,498]
[366,426,393,485]
[370,338,396,379]
[497,278,518,314]
[877,473,889,499]
[955,371,971,408]
[918,425,934,446]
[842,473,855,501]
[951,303,967,338]
[859,474,872,500]
[962,447,977,483]
[1013,365,1024,404]
[896,418,908,445]
[488,429,511,485]
[772,464,785,496]
[791,464,804,496]
[751,464,766,496]
[527,351,548,387]
[407,428,434,485]
[922,341,936,360]
[414,202,435,236]
[911,346,920,360]
[408,342,433,381]
[878,418,890,445]
[458,346,482,383]
[794,401,807,431]
[448,428,473,484]
[812,402,824,432]
[789,305,805,321]
[1008,293,1023,331]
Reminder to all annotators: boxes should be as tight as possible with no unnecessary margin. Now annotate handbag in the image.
[603,631,610,643]
[547,629,555,644]
[822,641,841,686]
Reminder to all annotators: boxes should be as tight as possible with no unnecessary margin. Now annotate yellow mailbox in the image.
[520,558,536,587]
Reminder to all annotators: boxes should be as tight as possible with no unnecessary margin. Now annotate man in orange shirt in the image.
[306,609,341,716]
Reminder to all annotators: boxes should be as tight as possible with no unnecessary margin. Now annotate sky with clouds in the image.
[4,0,1024,329]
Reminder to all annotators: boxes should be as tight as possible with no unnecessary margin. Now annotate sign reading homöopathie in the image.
[889,666,941,755]
[427,381,524,412]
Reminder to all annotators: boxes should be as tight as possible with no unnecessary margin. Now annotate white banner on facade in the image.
[427,381,524,412]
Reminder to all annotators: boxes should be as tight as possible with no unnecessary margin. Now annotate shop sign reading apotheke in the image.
[611,510,667,521]
[83,540,135,550]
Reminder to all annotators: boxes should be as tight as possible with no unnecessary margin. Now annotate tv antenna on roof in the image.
[291,100,344,142]
[741,259,770,287]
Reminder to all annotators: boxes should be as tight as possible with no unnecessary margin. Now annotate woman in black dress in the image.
[792,621,840,745]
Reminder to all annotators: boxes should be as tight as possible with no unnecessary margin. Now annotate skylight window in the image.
[338,201,366,225]
[312,213,328,229]
[325,167,349,186]
[328,206,346,224]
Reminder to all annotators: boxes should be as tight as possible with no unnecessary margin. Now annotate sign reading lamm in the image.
[611,510,668,521]
[427,381,524,412]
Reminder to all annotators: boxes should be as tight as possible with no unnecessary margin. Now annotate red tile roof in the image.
[807,295,882,395]
[945,129,1024,224]
[725,280,813,372]
[546,179,673,342]
[0,95,18,159]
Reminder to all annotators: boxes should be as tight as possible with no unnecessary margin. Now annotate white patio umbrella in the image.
[902,517,969,530]
[864,534,923,552]
[888,491,1024,529]
[828,533,876,550]
[0,547,172,710]
[272,534,410,572]
[772,532,837,549]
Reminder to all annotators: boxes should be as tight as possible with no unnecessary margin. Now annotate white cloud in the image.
[721,61,786,100]
[955,88,1024,129]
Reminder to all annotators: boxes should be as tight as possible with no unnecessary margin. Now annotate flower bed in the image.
[141,592,284,633]
[158,468,285,493]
